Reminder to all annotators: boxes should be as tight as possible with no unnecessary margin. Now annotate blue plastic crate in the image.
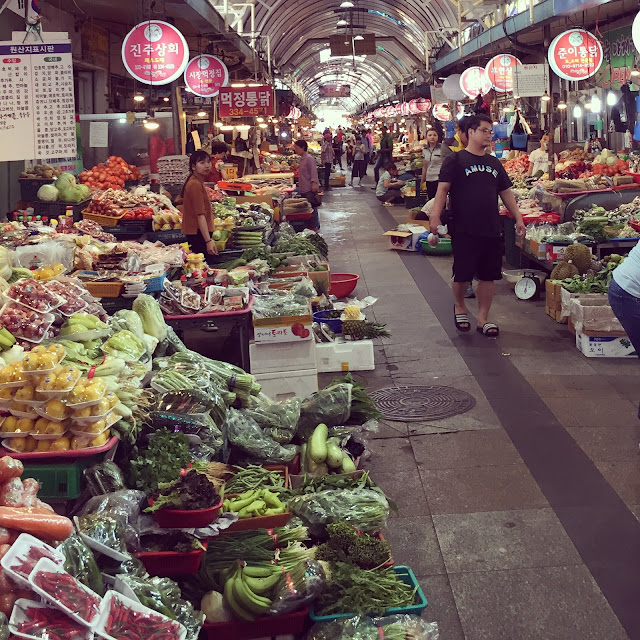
[309,565,427,622]
[144,273,166,293]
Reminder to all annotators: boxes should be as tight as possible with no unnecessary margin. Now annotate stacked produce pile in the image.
[78,156,142,191]
[37,173,91,205]
[19,164,63,181]
[504,154,529,178]
[84,186,179,223]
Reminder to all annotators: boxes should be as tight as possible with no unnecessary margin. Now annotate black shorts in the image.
[451,233,503,282]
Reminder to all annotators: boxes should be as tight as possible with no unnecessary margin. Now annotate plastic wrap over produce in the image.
[568,296,625,333]
[270,559,327,615]
[306,615,439,640]
[288,488,389,535]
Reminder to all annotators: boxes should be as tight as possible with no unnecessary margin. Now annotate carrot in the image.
[0,458,23,484]
[0,508,73,541]
[34,500,53,514]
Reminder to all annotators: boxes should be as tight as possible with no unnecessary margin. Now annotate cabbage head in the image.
[58,184,85,203]
[37,184,59,202]
[54,172,76,191]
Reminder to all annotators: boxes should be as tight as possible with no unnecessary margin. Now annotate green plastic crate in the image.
[420,238,453,255]
[22,463,86,501]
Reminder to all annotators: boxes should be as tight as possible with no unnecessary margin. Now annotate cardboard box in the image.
[235,195,275,206]
[250,340,317,374]
[254,368,318,401]
[546,243,592,263]
[528,240,547,261]
[560,288,606,319]
[568,297,625,334]
[307,265,331,293]
[545,304,568,324]
[575,332,636,358]
[253,312,313,344]
[384,225,428,252]
[316,339,375,373]
[545,280,562,311]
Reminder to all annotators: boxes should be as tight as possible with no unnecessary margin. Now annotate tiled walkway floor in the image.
[317,182,640,640]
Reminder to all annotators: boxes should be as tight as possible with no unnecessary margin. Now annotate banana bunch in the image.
[223,564,280,621]
[0,328,16,351]
[223,488,287,519]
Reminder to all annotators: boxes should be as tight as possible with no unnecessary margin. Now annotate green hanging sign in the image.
[599,24,639,90]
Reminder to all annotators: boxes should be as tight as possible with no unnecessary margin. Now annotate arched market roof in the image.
[249,0,458,109]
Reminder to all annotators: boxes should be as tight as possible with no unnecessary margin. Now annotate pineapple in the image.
[342,320,390,339]
[344,305,361,320]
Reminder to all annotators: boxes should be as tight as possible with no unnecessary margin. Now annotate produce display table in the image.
[163,297,254,372]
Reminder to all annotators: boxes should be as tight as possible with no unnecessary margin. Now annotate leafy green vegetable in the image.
[130,428,191,495]
[315,522,391,569]
[133,294,167,342]
[145,470,220,510]
[330,373,382,423]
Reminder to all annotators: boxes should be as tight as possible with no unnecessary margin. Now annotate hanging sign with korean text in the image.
[548,29,603,81]
[459,66,492,98]
[218,85,275,117]
[0,40,76,162]
[485,54,522,92]
[183,55,228,97]
[122,20,189,85]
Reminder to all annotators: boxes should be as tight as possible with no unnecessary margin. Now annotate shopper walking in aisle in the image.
[333,135,344,170]
[293,139,321,230]
[420,129,452,200]
[376,162,405,205]
[608,246,640,358]
[321,134,335,191]
[346,138,355,169]
[362,130,373,175]
[350,136,367,186]
[180,150,218,262]
[428,115,525,336]
[373,126,394,186]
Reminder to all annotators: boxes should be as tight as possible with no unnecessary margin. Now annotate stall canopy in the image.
[250,0,458,110]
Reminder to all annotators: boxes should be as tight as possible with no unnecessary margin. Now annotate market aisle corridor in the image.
[317,184,640,640]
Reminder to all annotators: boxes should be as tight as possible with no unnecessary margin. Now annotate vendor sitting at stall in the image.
[527,134,550,177]
[376,163,405,206]
[204,141,231,183]
[181,150,218,261]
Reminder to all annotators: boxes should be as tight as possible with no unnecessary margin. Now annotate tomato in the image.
[124,212,135,219]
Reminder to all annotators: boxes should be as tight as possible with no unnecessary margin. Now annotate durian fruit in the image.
[550,260,579,281]
[564,243,592,274]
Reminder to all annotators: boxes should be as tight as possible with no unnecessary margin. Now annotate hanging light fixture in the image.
[541,90,551,102]
[354,35,364,40]
[258,123,268,129]
[337,18,348,26]
[215,122,223,127]
[197,111,207,117]
[257,117,265,122]
[163,97,170,103]
[133,92,145,103]
[573,104,583,118]
[557,99,567,110]
[144,118,159,131]
[607,91,618,106]
[632,70,640,77]
[590,94,602,114]
[340,0,354,6]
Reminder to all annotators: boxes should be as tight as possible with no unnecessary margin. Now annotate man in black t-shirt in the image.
[429,114,526,337]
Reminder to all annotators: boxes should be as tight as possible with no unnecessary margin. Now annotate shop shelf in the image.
[309,565,426,622]
[201,608,309,640]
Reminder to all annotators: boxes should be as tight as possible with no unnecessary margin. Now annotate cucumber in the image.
[308,423,328,464]
[305,446,318,473]
[300,443,307,474]
[326,441,344,469]
[341,455,357,473]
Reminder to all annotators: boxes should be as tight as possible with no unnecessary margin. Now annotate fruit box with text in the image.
[252,313,313,344]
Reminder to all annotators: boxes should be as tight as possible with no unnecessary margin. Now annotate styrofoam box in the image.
[250,340,317,374]
[254,368,318,401]
[575,332,636,358]
[316,339,375,373]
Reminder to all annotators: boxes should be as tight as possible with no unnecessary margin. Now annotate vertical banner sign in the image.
[183,55,228,97]
[218,86,275,117]
[459,67,492,98]
[485,54,522,92]
[0,40,76,162]
[548,29,603,81]
[122,20,189,85]
[601,24,637,89]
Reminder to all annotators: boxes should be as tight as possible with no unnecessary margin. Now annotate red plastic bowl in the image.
[328,273,359,298]
[202,608,309,640]
[152,498,223,529]
[135,541,207,577]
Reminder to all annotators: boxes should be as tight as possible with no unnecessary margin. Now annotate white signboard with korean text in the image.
[512,63,548,97]
[0,40,76,162]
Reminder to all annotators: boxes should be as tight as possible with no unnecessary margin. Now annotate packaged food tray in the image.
[309,565,427,622]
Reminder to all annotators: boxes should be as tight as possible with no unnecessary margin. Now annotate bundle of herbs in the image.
[315,522,391,570]
[145,470,220,512]
[316,562,416,616]
[330,373,382,424]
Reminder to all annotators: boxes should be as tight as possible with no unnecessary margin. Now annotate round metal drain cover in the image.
[370,385,476,422]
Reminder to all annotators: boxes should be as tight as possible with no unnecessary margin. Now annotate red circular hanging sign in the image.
[183,55,228,97]
[432,103,451,121]
[416,98,431,112]
[548,29,603,81]
[485,54,522,92]
[122,20,189,85]
[459,66,492,98]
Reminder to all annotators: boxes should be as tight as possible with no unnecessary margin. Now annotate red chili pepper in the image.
[33,571,100,623]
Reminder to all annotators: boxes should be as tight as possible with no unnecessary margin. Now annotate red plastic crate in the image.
[152,498,223,529]
[202,608,308,640]
[134,541,207,577]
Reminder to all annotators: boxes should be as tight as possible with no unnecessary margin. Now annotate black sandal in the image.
[454,307,471,332]
[477,322,499,337]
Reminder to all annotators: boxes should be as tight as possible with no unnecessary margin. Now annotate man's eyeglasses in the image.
[476,127,493,135]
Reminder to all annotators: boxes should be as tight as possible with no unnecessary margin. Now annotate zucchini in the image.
[300,443,307,474]
[308,423,328,464]
[341,456,357,473]
[305,446,318,473]
[326,441,344,469]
